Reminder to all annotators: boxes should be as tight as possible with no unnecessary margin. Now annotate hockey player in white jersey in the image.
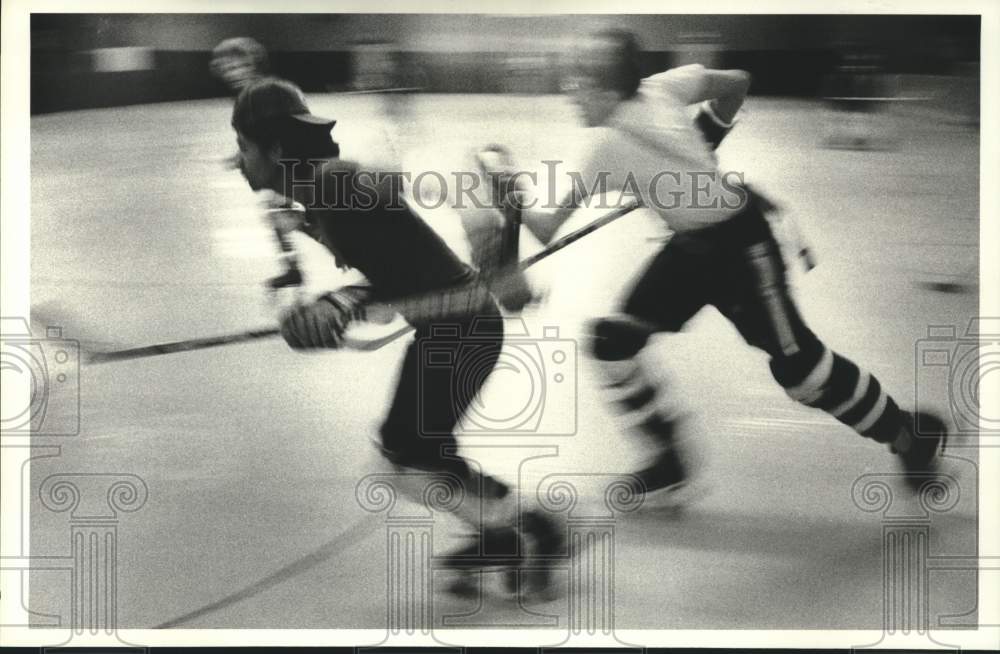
[482,29,949,503]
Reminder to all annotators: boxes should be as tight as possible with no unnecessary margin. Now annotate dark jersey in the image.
[293,158,476,300]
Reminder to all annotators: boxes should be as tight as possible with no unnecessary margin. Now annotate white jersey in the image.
[572,65,744,232]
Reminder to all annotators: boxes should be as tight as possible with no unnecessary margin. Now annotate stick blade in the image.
[30,301,124,360]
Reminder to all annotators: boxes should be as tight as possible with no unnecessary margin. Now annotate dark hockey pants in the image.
[591,193,904,446]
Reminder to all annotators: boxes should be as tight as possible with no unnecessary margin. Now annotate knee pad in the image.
[588,315,657,362]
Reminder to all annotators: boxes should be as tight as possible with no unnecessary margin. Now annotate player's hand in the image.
[490,268,536,313]
[279,287,372,350]
[266,203,307,235]
[280,295,350,349]
[476,145,519,200]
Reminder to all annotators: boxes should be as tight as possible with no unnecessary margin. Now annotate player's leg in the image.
[378,308,561,597]
[423,311,563,599]
[377,310,520,587]
[716,206,947,489]
[589,232,716,504]
[378,313,510,515]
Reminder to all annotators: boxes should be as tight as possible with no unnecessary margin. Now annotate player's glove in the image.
[279,285,374,350]
[695,100,737,150]
[489,267,535,313]
[265,196,307,235]
[476,145,521,202]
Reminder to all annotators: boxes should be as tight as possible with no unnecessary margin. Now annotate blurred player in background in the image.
[229,77,561,599]
[210,37,309,293]
[349,40,430,147]
[482,29,949,504]
[346,40,532,310]
[820,46,894,150]
[211,36,269,95]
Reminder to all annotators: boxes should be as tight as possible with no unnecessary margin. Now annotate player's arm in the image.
[691,70,751,149]
[522,126,624,243]
[650,65,751,148]
[477,147,573,245]
[478,139,612,245]
[689,69,752,123]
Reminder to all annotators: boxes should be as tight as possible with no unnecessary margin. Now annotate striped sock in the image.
[779,348,904,444]
[597,357,681,444]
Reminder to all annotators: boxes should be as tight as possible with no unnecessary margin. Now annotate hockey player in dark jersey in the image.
[482,29,949,504]
[230,77,560,597]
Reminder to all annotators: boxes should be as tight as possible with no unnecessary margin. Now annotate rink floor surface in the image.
[25,93,981,632]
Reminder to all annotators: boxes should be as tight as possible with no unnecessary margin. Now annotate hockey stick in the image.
[84,200,639,364]
[84,321,408,364]
[352,198,641,350]
[85,327,281,364]
[514,200,638,270]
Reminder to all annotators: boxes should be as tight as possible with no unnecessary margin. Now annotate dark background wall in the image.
[30,14,980,114]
